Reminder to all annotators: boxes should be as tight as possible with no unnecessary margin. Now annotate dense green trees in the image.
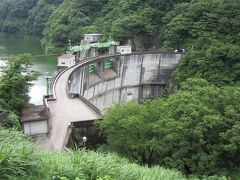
[98,78,240,177]
[39,0,192,52]
[0,0,240,53]
[0,54,40,114]
[0,0,61,36]
[0,113,21,129]
[26,0,63,37]
[161,0,240,49]
[0,0,191,51]
[153,79,240,176]
[173,41,240,87]
[41,0,107,53]
[0,0,240,177]
[97,101,157,165]
[0,54,39,129]
[159,0,240,88]
[0,0,38,33]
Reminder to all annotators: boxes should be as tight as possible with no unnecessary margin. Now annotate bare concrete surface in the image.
[69,53,182,111]
[32,134,54,151]
[89,72,101,86]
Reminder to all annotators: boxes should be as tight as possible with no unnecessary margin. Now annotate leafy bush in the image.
[153,78,240,176]
[97,78,240,177]
[0,54,40,114]
[0,113,21,130]
[96,101,159,165]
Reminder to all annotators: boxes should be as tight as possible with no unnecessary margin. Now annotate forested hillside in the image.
[26,0,63,37]
[41,0,192,52]
[0,0,191,52]
[1,0,239,55]
[0,0,240,178]
[0,0,38,33]
[0,0,62,35]
[41,0,108,53]
[167,0,240,87]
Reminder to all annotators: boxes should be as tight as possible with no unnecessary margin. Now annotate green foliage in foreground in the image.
[0,127,195,180]
[97,78,240,177]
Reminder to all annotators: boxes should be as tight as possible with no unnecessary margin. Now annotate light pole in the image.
[83,136,87,148]
[68,40,71,50]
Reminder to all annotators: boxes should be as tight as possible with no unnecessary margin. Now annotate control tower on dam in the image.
[68,52,182,111]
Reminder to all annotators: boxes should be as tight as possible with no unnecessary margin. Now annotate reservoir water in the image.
[0,32,58,105]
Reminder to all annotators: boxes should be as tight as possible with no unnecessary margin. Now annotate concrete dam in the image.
[28,34,183,151]
[68,52,183,111]
[31,52,182,151]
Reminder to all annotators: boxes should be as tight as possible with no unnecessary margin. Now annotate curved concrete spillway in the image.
[68,53,182,111]
[42,52,182,151]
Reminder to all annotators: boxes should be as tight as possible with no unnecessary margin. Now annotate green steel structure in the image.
[89,59,114,73]
[67,41,120,73]
[67,41,120,55]
[104,59,113,69]
[89,64,95,73]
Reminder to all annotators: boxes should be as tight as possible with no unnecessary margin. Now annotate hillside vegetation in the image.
[97,78,240,177]
[0,0,240,179]
[0,0,191,52]
[0,0,239,54]
[0,0,38,33]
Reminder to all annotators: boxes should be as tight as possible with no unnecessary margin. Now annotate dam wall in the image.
[68,53,182,111]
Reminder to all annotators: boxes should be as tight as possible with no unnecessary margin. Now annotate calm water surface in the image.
[0,32,57,105]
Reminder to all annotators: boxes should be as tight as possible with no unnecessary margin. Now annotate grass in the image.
[0,127,198,180]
